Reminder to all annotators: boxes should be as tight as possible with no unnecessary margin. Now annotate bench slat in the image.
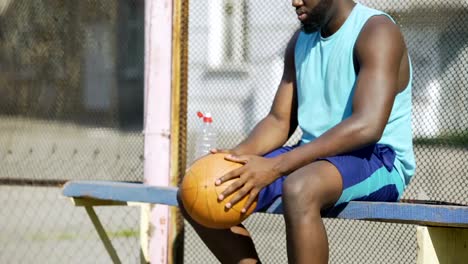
[267,198,468,227]
[63,180,468,228]
[63,180,178,206]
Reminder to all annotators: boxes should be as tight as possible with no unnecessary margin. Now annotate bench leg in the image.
[417,226,468,264]
[84,206,122,264]
[140,204,150,264]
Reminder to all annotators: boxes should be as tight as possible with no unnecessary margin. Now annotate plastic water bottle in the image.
[194,112,217,159]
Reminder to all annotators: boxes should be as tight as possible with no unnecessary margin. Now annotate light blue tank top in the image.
[295,3,415,185]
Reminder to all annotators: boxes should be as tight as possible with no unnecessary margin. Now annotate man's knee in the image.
[282,162,342,212]
[282,172,324,210]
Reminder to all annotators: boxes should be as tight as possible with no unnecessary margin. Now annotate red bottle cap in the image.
[203,113,213,123]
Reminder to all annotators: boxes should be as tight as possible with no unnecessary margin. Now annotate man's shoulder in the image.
[357,15,403,50]
[355,2,401,37]
[285,29,302,58]
[364,15,399,32]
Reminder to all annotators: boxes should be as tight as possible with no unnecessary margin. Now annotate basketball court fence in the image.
[0,0,466,263]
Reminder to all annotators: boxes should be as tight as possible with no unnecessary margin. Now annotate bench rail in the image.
[63,180,468,228]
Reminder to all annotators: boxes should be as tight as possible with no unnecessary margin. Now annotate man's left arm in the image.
[217,16,407,211]
[274,16,406,175]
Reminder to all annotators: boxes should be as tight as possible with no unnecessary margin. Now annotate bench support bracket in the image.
[417,226,468,264]
[72,198,150,264]
[84,205,122,264]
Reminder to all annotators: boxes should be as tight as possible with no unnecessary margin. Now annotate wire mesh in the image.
[0,0,144,263]
[184,0,468,263]
[0,0,467,263]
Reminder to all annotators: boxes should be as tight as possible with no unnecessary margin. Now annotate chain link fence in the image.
[0,0,144,263]
[0,0,467,263]
[185,0,468,263]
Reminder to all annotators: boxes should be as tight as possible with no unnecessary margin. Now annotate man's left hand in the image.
[215,154,281,213]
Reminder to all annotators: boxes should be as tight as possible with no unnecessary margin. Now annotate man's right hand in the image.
[210,148,239,155]
[210,148,228,154]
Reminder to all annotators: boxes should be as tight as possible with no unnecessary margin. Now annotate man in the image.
[179,0,415,263]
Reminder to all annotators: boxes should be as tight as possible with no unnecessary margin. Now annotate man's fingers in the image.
[218,177,245,201]
[215,166,244,185]
[210,148,229,154]
[225,154,249,164]
[241,189,260,213]
[225,184,252,209]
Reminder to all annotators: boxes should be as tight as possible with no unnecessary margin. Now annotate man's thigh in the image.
[255,144,405,212]
[321,144,404,206]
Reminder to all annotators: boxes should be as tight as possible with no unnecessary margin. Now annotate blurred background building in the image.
[0,0,144,129]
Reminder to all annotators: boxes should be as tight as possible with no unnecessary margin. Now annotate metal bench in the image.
[63,180,468,264]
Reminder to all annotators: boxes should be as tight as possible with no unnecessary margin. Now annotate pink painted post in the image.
[144,0,173,263]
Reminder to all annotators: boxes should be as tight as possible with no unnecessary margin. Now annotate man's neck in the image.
[321,0,356,38]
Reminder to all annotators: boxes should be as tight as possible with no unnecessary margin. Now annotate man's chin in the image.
[301,22,320,34]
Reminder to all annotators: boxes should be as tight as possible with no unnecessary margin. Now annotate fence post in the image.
[143,0,173,263]
[143,0,187,263]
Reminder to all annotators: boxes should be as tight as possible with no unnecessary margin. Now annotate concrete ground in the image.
[0,117,466,263]
[0,186,141,264]
[0,185,417,264]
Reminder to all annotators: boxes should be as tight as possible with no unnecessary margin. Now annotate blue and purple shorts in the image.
[254,144,406,212]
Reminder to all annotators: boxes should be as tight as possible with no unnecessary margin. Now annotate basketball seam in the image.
[188,182,198,218]
[204,161,216,227]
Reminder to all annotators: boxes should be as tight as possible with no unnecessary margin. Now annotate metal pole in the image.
[144,0,173,263]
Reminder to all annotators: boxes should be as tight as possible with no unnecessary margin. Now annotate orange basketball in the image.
[180,153,257,229]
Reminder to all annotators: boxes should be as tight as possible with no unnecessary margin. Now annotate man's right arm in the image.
[230,30,300,156]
